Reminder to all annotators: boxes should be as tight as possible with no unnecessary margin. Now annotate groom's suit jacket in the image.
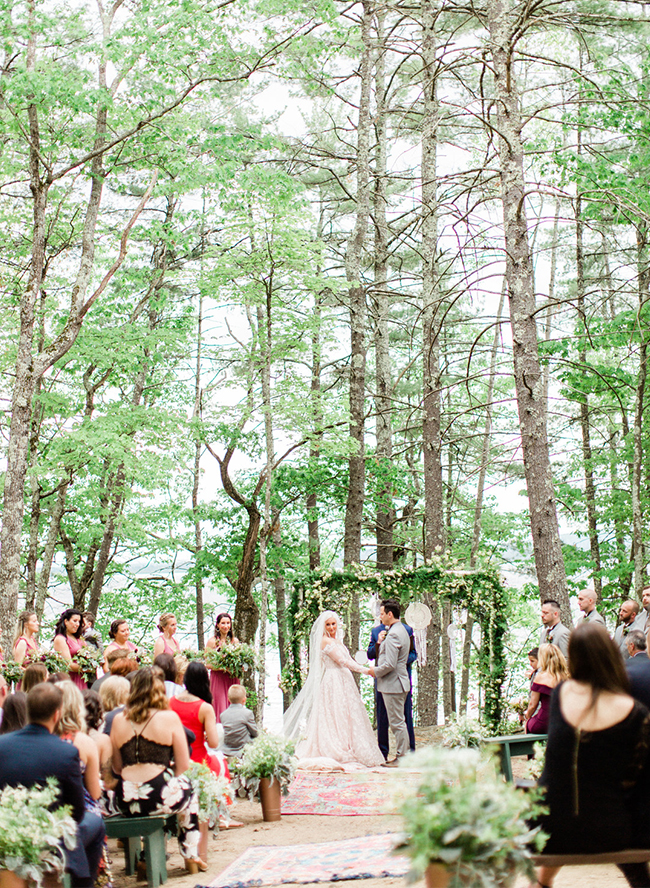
[374,621,410,694]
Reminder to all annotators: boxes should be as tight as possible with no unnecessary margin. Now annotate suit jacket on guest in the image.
[627,653,650,713]
[0,723,85,822]
[219,703,258,756]
[374,621,410,694]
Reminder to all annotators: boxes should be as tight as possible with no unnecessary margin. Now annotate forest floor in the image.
[109,726,625,888]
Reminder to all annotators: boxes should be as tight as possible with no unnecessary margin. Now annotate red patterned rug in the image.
[205,833,409,888]
[280,771,396,816]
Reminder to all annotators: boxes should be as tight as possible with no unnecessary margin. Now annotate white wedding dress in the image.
[284,612,384,769]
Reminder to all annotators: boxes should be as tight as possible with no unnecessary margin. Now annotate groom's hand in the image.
[367,666,375,677]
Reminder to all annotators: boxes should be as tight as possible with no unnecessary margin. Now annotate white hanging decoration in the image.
[370,594,382,625]
[447,622,461,673]
[405,602,432,668]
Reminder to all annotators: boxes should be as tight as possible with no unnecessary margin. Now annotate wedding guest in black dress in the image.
[532,622,650,888]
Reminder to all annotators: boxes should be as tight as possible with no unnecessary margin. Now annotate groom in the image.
[368,599,411,767]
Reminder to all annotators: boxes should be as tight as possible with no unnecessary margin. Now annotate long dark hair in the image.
[214,612,233,641]
[184,661,213,705]
[54,608,84,639]
[569,622,630,707]
[0,692,27,734]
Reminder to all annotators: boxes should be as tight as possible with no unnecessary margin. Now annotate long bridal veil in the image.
[283,610,342,740]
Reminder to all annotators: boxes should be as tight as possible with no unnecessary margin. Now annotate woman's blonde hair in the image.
[13,610,36,647]
[538,643,569,683]
[125,667,168,724]
[55,681,86,735]
[157,613,176,633]
[99,676,130,712]
[174,655,189,683]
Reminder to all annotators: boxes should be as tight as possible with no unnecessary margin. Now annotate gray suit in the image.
[614,612,647,659]
[540,622,570,660]
[219,703,258,757]
[582,609,606,628]
[374,621,410,757]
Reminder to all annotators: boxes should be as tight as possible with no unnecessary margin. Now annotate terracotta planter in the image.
[198,820,209,862]
[259,777,282,821]
[424,863,450,888]
[0,872,28,888]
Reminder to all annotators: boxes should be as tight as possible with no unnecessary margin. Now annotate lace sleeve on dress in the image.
[323,641,365,674]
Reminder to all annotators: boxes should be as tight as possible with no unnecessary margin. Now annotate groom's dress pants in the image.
[382,690,409,757]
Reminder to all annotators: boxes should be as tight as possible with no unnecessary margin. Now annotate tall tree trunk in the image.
[373,8,394,571]
[307,283,323,571]
[633,222,649,594]
[419,0,444,726]
[193,220,206,648]
[343,0,374,651]
[34,481,70,616]
[460,286,506,712]
[485,0,569,623]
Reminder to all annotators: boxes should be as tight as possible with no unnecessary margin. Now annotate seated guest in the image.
[154,653,184,698]
[82,689,113,787]
[0,683,105,888]
[626,630,650,712]
[524,643,568,734]
[533,623,650,888]
[220,684,258,757]
[109,668,203,873]
[99,676,130,736]
[22,662,48,693]
[0,691,27,734]
[55,682,102,808]
[0,676,7,727]
[91,647,133,692]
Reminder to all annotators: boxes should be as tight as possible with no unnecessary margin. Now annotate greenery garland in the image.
[287,562,508,729]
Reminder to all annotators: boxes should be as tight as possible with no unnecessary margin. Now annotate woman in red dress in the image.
[53,608,87,690]
[13,610,40,665]
[169,661,227,776]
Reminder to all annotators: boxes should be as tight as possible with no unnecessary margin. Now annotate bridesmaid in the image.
[205,613,240,722]
[153,613,181,658]
[103,619,138,670]
[13,610,40,665]
[53,608,87,690]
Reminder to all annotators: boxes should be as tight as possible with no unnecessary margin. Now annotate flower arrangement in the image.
[0,778,77,887]
[74,645,104,679]
[136,646,154,667]
[185,763,233,828]
[202,642,260,679]
[1,660,25,688]
[395,747,546,887]
[522,742,546,782]
[232,732,297,800]
[441,714,489,749]
[26,649,70,675]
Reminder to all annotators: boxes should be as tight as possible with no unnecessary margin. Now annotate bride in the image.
[284,610,384,768]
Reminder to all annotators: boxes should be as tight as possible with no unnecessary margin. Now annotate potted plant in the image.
[440,715,489,749]
[395,747,546,888]
[186,763,233,861]
[0,778,77,888]
[232,732,297,822]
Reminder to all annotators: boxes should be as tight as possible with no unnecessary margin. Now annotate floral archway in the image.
[286,563,509,729]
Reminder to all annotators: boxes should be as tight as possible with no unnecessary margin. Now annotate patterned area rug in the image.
[205,833,409,888]
[280,771,395,816]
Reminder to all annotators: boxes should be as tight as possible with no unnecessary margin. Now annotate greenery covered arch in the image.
[287,563,509,729]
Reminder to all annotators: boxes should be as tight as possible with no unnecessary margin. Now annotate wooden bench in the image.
[487,732,547,782]
[532,849,650,867]
[104,815,167,888]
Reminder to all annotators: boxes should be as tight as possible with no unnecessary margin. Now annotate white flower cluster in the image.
[186,763,233,827]
[0,779,77,888]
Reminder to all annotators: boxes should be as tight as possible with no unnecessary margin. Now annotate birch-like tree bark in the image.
[485,0,569,622]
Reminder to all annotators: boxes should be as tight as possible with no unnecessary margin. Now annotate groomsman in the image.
[367,620,416,760]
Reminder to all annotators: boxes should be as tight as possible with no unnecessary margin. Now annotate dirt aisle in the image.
[110,797,627,888]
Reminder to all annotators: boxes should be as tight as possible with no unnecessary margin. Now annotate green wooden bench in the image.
[487,732,547,782]
[104,815,167,888]
[532,849,650,867]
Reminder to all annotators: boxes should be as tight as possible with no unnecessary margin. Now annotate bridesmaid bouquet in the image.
[74,646,104,679]
[1,660,24,688]
[26,649,70,675]
[202,643,260,678]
